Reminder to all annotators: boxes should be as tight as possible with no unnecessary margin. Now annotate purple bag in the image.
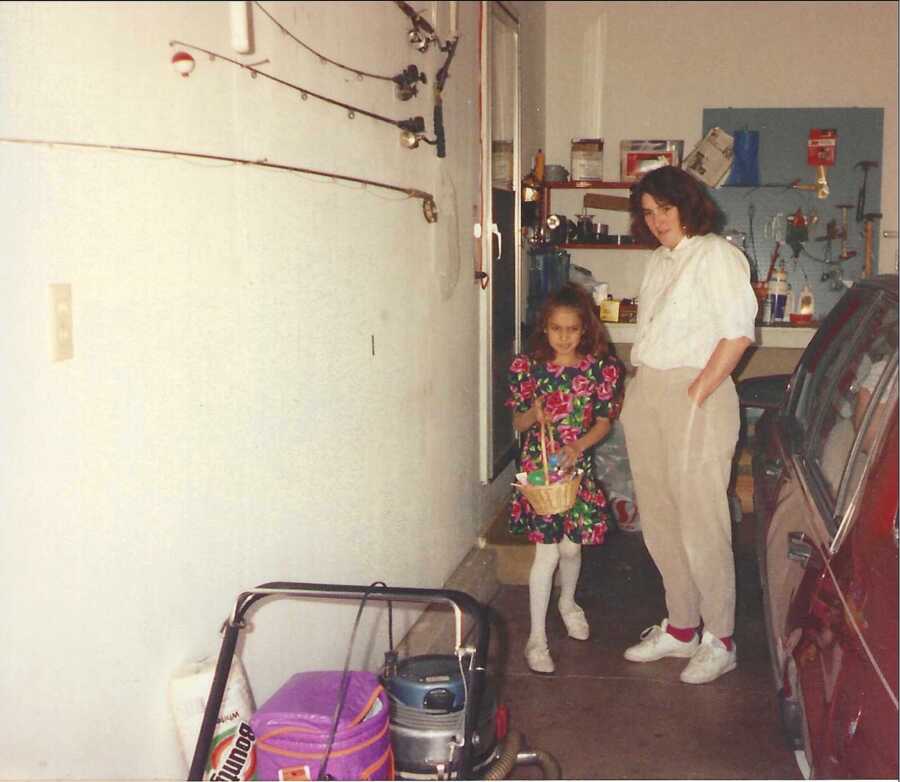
[250,671,393,781]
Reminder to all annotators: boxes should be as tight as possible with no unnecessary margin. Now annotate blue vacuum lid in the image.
[383,654,466,712]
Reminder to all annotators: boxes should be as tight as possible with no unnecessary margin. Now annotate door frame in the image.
[478,0,522,483]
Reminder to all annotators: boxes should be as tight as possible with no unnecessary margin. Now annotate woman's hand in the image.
[687,376,708,407]
[689,336,753,408]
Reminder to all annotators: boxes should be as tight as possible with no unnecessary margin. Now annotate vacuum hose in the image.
[481,730,561,780]
[481,730,521,780]
[513,748,562,779]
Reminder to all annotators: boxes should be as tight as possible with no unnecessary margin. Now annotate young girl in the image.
[507,282,625,674]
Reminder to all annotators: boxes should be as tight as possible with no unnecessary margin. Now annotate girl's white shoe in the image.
[560,606,590,640]
[524,641,555,674]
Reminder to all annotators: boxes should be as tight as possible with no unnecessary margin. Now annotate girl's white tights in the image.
[527,538,582,649]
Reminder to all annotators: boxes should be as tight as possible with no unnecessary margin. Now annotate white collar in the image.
[670,234,700,253]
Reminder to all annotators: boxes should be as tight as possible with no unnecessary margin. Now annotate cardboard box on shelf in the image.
[683,128,734,188]
[599,299,620,323]
[620,140,684,182]
[599,299,638,323]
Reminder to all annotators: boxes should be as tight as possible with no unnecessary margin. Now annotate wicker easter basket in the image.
[514,420,583,515]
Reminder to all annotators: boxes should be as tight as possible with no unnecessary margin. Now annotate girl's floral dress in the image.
[506,352,624,544]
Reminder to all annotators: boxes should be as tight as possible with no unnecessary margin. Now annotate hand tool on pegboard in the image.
[854,161,878,222]
[862,212,882,278]
[835,204,857,261]
[765,239,782,282]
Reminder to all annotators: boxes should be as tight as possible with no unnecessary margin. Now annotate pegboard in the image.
[702,107,883,321]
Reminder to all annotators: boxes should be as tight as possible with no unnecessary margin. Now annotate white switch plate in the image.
[49,283,73,361]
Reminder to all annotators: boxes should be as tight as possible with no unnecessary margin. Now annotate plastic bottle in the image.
[534,149,545,183]
[797,284,816,319]
[768,267,790,322]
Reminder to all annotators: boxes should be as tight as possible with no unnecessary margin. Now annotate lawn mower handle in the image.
[188,582,490,781]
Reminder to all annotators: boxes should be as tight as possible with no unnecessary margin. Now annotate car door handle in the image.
[787,531,822,569]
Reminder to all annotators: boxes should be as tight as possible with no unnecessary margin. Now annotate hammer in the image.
[855,161,878,222]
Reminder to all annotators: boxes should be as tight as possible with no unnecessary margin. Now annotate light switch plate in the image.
[49,283,73,361]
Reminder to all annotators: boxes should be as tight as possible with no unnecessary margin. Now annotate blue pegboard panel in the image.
[702,107,883,320]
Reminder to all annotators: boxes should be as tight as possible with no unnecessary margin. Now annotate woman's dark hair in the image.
[628,165,722,247]
[528,282,608,362]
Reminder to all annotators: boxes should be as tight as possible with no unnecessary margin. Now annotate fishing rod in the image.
[169,40,425,136]
[253,1,394,82]
[0,136,438,223]
[394,0,442,51]
[392,1,459,157]
[252,2,428,101]
[433,35,459,159]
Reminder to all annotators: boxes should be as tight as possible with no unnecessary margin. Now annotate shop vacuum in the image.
[189,581,560,781]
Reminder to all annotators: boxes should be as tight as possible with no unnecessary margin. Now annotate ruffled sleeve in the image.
[506,354,536,413]
[592,355,625,421]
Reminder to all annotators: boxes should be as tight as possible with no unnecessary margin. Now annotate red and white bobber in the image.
[171,51,195,78]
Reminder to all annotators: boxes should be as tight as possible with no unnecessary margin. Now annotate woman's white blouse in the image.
[630,233,758,370]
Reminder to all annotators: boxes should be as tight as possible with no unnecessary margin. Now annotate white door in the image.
[479,0,521,482]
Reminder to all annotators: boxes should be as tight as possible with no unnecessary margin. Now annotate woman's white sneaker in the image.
[624,619,699,662]
[679,631,737,684]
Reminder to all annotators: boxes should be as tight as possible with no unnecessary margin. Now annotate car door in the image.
[757,288,869,682]
[756,288,897,773]
[817,405,898,778]
[766,290,899,776]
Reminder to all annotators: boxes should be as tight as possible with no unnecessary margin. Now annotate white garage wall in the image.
[0,2,517,778]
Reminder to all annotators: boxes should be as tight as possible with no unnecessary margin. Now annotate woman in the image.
[619,165,757,684]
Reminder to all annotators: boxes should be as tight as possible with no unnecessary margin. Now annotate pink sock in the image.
[666,623,697,643]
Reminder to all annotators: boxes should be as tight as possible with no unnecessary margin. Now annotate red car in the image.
[747,275,898,779]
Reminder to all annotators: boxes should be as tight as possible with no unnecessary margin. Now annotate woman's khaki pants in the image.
[620,366,740,638]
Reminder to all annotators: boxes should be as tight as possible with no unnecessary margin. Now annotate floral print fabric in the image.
[506,353,624,544]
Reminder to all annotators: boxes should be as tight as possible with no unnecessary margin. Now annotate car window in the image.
[807,296,898,519]
[789,290,866,450]
[830,370,898,554]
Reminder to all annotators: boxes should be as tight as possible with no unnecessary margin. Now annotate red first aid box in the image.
[807,129,837,166]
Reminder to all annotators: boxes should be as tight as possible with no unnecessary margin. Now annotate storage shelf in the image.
[541,180,641,251]
[545,180,634,190]
[562,242,651,251]
[605,322,818,349]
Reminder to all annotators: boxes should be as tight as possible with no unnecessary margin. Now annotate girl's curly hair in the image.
[528,282,609,362]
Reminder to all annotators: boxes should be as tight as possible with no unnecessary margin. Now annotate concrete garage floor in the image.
[484,512,803,780]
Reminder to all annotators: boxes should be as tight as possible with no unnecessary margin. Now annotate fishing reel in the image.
[393,64,427,101]
[398,116,436,151]
[407,26,435,52]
